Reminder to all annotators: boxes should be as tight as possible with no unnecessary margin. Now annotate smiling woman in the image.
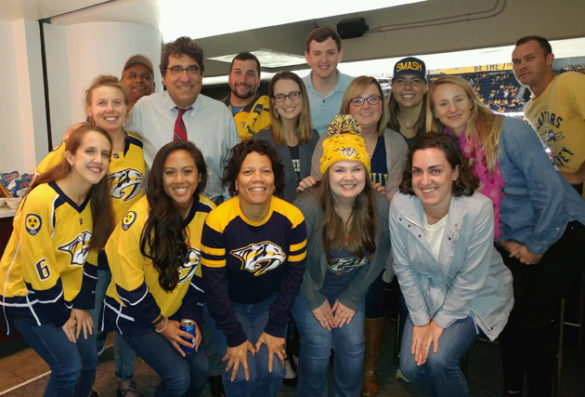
[427,75,585,397]
[201,140,307,397]
[309,76,408,203]
[292,115,391,397]
[0,125,114,397]
[253,71,319,202]
[102,140,212,396]
[390,133,513,397]
[34,74,149,396]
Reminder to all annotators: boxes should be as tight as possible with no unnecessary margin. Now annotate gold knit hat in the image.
[320,115,370,174]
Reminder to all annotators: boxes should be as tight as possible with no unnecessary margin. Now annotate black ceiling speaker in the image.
[336,17,369,39]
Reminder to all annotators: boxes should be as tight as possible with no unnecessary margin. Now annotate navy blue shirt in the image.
[370,136,388,186]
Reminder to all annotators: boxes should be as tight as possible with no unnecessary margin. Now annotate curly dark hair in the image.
[140,140,208,291]
[160,36,205,77]
[399,132,479,197]
[222,140,285,198]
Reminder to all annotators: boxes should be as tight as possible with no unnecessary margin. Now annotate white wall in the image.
[0,19,47,174]
[46,21,162,146]
[0,19,161,176]
[0,20,23,173]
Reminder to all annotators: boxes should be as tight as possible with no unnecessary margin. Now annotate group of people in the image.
[0,25,584,397]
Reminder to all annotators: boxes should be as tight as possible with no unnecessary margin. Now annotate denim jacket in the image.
[498,117,585,254]
[389,192,513,341]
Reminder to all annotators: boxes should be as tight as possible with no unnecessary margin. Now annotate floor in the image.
[1,316,584,397]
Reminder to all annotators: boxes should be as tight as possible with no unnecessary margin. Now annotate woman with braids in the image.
[292,115,391,397]
[0,125,114,397]
[102,141,213,396]
[390,133,513,397]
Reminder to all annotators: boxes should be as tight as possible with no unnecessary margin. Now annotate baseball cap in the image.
[123,54,154,76]
[393,57,426,80]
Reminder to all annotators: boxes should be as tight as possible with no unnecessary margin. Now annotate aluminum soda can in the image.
[180,319,196,355]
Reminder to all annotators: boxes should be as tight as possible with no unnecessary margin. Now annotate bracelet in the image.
[151,315,164,326]
[154,317,168,333]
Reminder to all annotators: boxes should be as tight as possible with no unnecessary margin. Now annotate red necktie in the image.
[173,107,192,141]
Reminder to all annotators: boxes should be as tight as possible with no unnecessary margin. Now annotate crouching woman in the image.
[103,141,212,396]
[390,133,513,397]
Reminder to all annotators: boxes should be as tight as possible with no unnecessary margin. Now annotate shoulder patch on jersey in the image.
[122,211,137,231]
[25,214,42,235]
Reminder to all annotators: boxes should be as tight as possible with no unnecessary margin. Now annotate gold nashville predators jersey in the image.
[103,195,214,335]
[36,132,146,223]
[0,182,98,334]
[225,95,272,141]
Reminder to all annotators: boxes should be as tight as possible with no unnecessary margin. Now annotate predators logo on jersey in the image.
[122,211,137,231]
[58,231,92,266]
[328,256,368,275]
[25,214,42,236]
[110,169,145,202]
[231,241,286,276]
[178,248,201,283]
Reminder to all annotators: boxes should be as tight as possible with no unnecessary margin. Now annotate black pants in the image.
[498,221,585,397]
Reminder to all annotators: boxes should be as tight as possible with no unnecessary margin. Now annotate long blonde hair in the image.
[426,75,503,172]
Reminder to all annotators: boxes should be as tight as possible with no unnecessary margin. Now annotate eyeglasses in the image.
[123,72,152,82]
[167,65,201,76]
[350,95,382,106]
[273,91,302,103]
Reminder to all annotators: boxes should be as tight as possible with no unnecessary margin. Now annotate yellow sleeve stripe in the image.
[203,246,225,256]
[290,239,307,252]
[288,251,307,262]
[202,258,226,268]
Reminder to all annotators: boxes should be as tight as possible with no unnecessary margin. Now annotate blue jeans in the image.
[292,294,365,397]
[400,315,478,397]
[202,302,226,377]
[210,295,285,397]
[123,329,209,397]
[90,268,137,382]
[14,316,97,397]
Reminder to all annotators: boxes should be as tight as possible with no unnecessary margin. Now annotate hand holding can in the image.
[180,319,196,355]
